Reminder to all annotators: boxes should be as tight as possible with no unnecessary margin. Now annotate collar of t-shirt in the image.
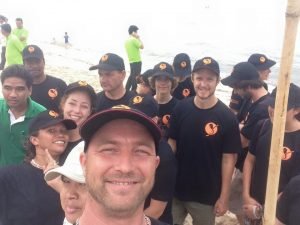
[8,109,25,126]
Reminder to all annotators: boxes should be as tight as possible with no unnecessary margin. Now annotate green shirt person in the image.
[12,18,29,47]
[1,24,24,66]
[0,65,46,166]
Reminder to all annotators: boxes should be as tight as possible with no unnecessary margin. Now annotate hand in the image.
[214,198,228,217]
[43,149,58,173]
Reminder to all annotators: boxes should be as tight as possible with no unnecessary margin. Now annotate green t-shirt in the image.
[12,28,29,47]
[5,34,24,66]
[125,36,142,63]
[0,98,46,166]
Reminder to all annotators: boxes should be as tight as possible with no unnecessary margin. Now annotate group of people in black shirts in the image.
[0,43,299,225]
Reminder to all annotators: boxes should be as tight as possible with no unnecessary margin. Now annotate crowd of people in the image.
[0,19,299,225]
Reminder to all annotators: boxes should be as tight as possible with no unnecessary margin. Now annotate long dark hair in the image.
[23,131,39,163]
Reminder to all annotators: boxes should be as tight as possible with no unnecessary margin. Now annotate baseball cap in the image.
[89,53,125,71]
[29,110,77,135]
[192,57,220,76]
[152,62,175,79]
[80,105,161,152]
[137,69,154,86]
[221,62,260,88]
[44,141,85,183]
[64,81,97,106]
[173,53,192,77]
[129,95,159,118]
[22,45,44,60]
[248,53,276,70]
[269,83,300,110]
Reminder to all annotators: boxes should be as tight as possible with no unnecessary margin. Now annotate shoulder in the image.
[29,99,47,112]
[46,75,67,85]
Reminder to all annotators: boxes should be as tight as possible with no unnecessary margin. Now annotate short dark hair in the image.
[1,65,33,88]
[24,130,39,162]
[128,25,138,34]
[16,18,23,22]
[234,79,264,90]
[0,15,8,22]
[1,23,11,33]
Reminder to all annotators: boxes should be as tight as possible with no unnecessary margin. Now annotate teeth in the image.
[111,182,134,185]
[54,141,65,144]
[70,115,80,120]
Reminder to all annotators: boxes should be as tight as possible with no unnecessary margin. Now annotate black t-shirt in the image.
[172,78,195,100]
[59,139,82,165]
[150,217,170,225]
[95,90,136,112]
[0,163,64,225]
[249,119,300,205]
[241,94,272,140]
[276,175,300,225]
[31,75,67,112]
[145,140,177,224]
[169,97,241,205]
[158,97,178,140]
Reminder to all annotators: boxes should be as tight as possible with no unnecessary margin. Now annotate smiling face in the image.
[60,176,87,224]
[61,91,93,127]
[31,123,69,158]
[192,69,219,100]
[80,119,159,216]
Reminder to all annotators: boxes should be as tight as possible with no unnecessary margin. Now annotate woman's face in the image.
[61,91,93,126]
[60,176,87,224]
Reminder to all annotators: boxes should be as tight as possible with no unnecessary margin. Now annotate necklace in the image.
[75,214,151,225]
[30,159,44,170]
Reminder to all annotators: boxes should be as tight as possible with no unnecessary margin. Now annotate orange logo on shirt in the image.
[159,63,167,70]
[49,110,59,118]
[162,114,171,126]
[101,54,108,62]
[204,122,218,136]
[180,61,187,68]
[182,88,190,97]
[203,58,212,65]
[132,96,143,104]
[48,89,58,99]
[28,46,35,53]
[260,56,266,63]
[281,147,294,160]
[78,81,88,86]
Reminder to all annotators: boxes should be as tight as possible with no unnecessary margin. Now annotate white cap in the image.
[44,141,85,183]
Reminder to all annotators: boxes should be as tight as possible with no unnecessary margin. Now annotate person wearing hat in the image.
[45,141,87,225]
[125,25,144,92]
[78,105,168,225]
[0,65,46,166]
[23,44,67,112]
[129,95,177,224]
[150,62,178,140]
[59,81,96,164]
[276,174,300,225]
[136,69,154,95]
[172,53,196,100]
[243,83,300,224]
[89,53,136,112]
[168,57,241,225]
[0,110,77,225]
[1,23,24,66]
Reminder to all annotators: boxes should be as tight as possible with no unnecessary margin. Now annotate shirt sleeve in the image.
[168,103,180,140]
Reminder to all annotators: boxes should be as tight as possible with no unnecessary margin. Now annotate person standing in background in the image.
[64,32,69,44]
[0,15,8,70]
[12,18,29,47]
[23,45,67,112]
[1,24,24,66]
[125,25,144,92]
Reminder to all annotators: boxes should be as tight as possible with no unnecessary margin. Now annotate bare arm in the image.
[144,199,167,219]
[168,138,177,153]
[242,152,256,202]
[214,153,237,216]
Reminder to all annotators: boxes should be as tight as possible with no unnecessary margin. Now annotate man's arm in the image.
[168,138,176,153]
[214,153,237,216]
[144,199,167,219]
